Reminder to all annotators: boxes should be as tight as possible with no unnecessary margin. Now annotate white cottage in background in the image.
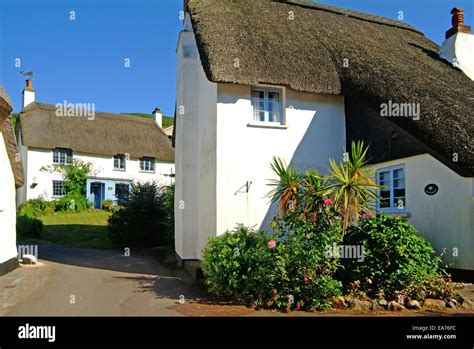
[16,80,175,208]
[175,0,474,276]
[0,85,23,276]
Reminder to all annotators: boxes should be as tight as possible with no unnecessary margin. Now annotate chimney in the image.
[439,8,474,80]
[152,107,163,128]
[22,79,35,109]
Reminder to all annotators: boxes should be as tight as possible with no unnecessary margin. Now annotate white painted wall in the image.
[175,14,346,260]
[439,32,474,80]
[215,84,346,238]
[367,154,474,271]
[0,132,18,264]
[22,89,35,109]
[174,14,218,260]
[17,147,174,204]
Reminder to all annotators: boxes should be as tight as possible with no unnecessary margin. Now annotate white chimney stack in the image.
[152,107,163,128]
[439,8,474,80]
[22,79,35,109]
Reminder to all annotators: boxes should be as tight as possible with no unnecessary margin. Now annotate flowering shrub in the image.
[202,215,343,311]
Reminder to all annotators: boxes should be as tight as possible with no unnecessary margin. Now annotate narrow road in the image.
[0,245,207,316]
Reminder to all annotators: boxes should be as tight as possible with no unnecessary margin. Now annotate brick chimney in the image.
[446,8,471,39]
[22,79,35,109]
[152,107,163,128]
[439,8,474,80]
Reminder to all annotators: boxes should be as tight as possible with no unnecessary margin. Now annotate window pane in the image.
[268,91,280,123]
[393,168,404,179]
[252,90,265,122]
[378,171,390,183]
[394,177,405,188]
[394,188,405,199]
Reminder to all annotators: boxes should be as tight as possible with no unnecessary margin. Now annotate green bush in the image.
[107,181,174,247]
[162,184,175,244]
[18,198,54,217]
[17,215,43,238]
[201,225,275,305]
[54,192,92,213]
[202,217,343,311]
[341,213,447,300]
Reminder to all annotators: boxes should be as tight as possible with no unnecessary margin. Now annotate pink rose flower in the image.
[324,198,332,206]
[268,240,276,249]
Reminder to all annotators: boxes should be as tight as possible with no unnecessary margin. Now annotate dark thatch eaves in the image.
[19,103,174,162]
[187,0,474,176]
[0,85,24,188]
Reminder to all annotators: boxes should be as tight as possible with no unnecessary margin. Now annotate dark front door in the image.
[90,182,104,209]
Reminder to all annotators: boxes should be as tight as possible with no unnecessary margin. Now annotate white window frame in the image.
[52,180,68,197]
[139,157,155,173]
[250,85,286,126]
[113,154,126,171]
[53,148,73,165]
[376,165,406,212]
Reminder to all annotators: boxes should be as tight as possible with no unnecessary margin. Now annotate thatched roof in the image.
[19,102,174,162]
[0,85,24,188]
[187,0,474,175]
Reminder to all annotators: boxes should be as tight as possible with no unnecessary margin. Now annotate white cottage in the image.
[175,0,473,275]
[0,85,23,276]
[16,80,175,208]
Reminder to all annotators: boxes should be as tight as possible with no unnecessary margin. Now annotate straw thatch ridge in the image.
[19,102,174,162]
[187,0,474,175]
[0,85,24,188]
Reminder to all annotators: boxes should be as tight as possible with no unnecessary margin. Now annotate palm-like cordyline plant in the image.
[326,141,381,234]
[267,158,328,220]
[267,157,301,215]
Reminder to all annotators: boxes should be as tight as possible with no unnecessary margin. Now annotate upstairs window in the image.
[140,157,155,173]
[114,154,126,170]
[53,148,73,165]
[376,166,406,211]
[251,87,284,125]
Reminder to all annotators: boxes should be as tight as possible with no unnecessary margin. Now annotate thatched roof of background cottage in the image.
[187,0,474,175]
[0,85,24,188]
[19,102,174,162]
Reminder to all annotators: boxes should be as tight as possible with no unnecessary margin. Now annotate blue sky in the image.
[0,0,472,115]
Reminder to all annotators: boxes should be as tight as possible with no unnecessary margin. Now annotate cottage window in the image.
[52,180,68,197]
[53,148,73,165]
[115,183,130,205]
[114,154,126,170]
[251,87,284,125]
[140,157,155,173]
[376,166,406,211]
